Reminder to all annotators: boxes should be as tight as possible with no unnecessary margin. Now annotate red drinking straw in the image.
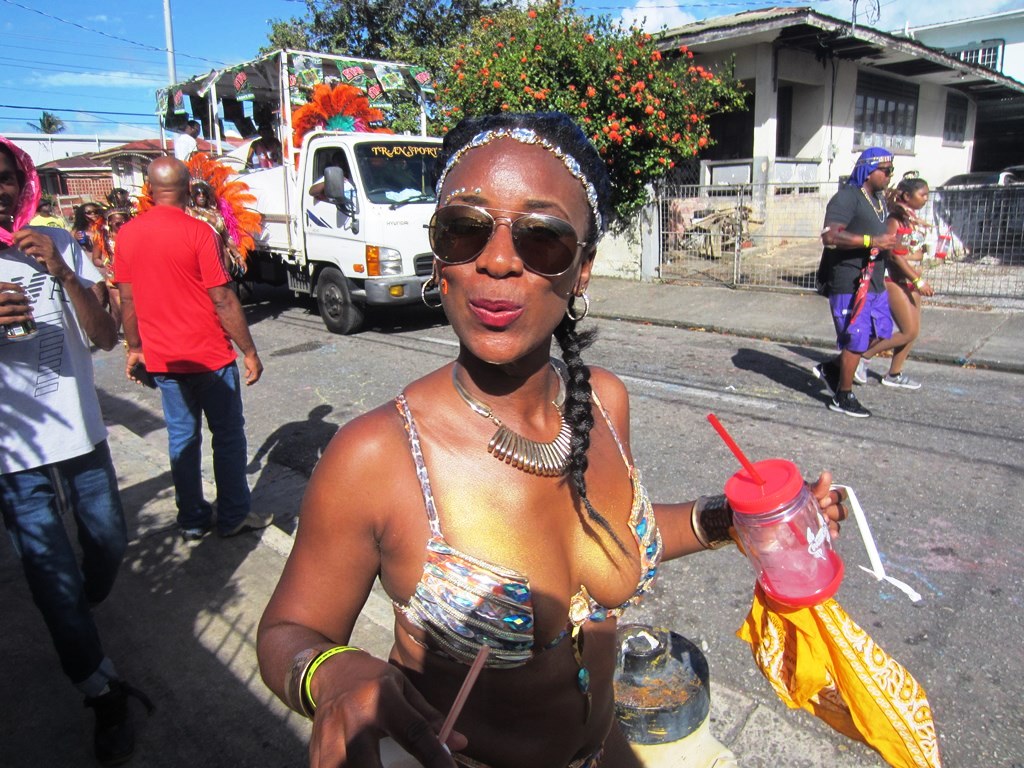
[707,414,765,486]
[707,413,808,545]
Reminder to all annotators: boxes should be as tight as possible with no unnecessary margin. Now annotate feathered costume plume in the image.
[291,83,390,155]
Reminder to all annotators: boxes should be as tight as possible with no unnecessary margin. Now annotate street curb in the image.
[589,309,1024,375]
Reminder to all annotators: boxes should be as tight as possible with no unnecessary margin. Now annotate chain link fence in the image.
[657,181,1024,301]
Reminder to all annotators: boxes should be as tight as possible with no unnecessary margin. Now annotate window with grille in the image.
[957,44,1002,70]
[943,92,969,144]
[854,72,919,152]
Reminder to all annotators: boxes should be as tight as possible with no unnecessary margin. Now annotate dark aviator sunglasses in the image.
[427,204,588,278]
[876,165,894,176]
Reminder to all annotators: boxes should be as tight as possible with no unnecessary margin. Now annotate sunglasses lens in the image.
[511,215,579,276]
[429,205,581,276]
[428,206,492,265]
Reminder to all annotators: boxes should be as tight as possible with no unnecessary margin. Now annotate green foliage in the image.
[434,0,746,228]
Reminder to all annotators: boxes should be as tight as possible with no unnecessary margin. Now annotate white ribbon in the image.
[832,484,922,602]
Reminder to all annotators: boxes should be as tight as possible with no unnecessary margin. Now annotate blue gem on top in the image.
[502,582,530,603]
[502,613,533,632]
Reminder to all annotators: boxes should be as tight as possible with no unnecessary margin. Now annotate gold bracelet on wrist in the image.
[692,495,735,550]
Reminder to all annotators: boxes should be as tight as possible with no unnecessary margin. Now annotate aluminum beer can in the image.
[3,319,37,341]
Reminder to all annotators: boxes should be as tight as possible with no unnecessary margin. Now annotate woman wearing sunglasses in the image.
[258,112,844,768]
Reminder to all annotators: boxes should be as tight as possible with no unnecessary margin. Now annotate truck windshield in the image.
[355,142,440,205]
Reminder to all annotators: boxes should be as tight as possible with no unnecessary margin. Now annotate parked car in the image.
[933,166,1024,265]
[939,166,1024,189]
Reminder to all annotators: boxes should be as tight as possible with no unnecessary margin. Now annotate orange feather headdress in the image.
[291,83,390,153]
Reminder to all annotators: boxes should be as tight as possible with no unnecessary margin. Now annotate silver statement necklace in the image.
[861,187,886,223]
[451,362,572,477]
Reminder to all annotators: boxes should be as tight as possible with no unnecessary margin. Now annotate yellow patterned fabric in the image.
[737,584,941,767]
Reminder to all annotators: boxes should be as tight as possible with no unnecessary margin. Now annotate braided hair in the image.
[440,112,624,549]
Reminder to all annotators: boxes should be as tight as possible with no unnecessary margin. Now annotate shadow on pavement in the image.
[732,346,833,404]
[0,467,307,767]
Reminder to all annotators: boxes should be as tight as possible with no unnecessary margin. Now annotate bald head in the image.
[148,157,191,208]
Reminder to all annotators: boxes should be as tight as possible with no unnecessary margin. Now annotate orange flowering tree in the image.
[434,0,745,228]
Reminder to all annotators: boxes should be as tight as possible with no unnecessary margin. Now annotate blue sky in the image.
[1,0,1017,137]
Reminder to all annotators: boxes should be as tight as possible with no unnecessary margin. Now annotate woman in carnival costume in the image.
[257,112,847,768]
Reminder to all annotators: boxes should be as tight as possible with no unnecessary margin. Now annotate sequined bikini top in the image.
[393,390,663,669]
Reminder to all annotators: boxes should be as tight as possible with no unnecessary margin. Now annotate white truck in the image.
[158,49,441,334]
[239,131,441,334]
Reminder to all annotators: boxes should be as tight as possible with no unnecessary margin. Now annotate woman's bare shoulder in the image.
[588,365,630,409]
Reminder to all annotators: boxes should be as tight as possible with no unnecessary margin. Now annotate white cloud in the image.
[620,0,697,33]
[31,71,166,89]
[877,0,1019,30]
[87,14,110,23]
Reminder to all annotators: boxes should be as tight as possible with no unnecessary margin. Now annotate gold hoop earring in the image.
[566,292,590,322]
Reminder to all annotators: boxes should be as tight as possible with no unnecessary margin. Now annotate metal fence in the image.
[656,181,1024,301]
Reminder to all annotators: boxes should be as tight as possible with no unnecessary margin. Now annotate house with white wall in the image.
[899,10,1024,169]
[657,7,1024,187]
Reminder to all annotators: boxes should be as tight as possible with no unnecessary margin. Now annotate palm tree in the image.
[28,111,66,134]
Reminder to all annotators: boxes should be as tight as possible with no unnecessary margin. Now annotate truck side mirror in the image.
[323,165,347,202]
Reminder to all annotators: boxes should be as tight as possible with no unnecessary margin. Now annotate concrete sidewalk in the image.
[588,276,1024,374]
[6,278,1017,766]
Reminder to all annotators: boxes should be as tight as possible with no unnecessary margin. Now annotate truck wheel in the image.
[316,268,364,335]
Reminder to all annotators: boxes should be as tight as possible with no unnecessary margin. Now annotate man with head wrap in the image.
[814,148,897,418]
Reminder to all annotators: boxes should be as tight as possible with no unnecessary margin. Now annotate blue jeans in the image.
[155,363,251,534]
[0,441,126,694]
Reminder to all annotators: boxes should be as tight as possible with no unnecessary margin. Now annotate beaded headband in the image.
[435,127,604,235]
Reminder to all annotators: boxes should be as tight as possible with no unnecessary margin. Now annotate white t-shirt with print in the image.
[1,227,107,474]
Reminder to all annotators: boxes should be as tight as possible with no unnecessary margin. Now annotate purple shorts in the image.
[828,291,893,353]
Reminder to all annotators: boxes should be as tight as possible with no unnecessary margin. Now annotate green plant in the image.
[435,0,745,229]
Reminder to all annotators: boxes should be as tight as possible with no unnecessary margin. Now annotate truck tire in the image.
[316,268,364,335]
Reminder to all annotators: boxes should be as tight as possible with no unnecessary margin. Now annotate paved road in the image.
[2,284,1021,767]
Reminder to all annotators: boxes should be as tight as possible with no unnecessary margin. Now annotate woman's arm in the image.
[656,473,846,562]
[257,406,460,767]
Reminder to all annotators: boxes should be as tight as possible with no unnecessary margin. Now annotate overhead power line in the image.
[0,0,226,67]
[0,104,154,118]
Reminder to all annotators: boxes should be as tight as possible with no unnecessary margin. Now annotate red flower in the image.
[535,44,542,51]
[527,9,537,17]
[698,136,708,147]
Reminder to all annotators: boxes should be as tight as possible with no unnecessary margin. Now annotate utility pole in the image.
[163,0,177,85]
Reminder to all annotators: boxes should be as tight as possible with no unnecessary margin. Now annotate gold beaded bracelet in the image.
[692,495,735,550]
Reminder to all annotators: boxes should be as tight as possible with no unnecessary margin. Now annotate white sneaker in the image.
[881,372,921,390]
[853,359,868,386]
[218,510,273,538]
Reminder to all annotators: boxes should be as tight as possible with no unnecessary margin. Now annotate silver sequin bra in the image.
[392,392,663,669]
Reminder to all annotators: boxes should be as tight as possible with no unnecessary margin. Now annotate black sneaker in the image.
[813,360,841,397]
[84,680,154,766]
[828,390,871,418]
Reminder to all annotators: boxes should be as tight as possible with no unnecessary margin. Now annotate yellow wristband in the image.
[863,234,871,248]
[302,645,361,716]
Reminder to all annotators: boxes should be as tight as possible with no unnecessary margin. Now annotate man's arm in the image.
[11,229,117,350]
[117,282,150,383]
[208,284,263,385]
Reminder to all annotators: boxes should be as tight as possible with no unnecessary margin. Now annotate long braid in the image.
[555,316,629,555]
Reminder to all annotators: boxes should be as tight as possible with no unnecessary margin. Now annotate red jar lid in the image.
[724,458,803,514]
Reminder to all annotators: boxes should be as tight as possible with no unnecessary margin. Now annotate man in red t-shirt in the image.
[115,157,270,540]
